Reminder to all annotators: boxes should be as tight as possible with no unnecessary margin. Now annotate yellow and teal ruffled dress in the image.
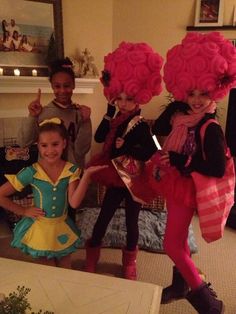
[5,162,82,259]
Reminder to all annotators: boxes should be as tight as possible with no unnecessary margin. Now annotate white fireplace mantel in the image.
[0,76,100,94]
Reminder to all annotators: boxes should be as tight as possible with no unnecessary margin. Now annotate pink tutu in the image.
[145,152,196,208]
[87,153,160,204]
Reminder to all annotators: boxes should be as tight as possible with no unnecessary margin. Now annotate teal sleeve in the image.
[5,166,34,191]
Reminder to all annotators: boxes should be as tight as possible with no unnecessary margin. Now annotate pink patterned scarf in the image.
[163,102,216,153]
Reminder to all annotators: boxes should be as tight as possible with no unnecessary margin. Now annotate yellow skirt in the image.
[21,215,79,252]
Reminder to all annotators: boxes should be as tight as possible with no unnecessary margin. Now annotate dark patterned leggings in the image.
[90,187,141,250]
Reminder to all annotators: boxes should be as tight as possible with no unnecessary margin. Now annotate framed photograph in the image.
[229,39,236,47]
[0,0,64,77]
[233,5,236,26]
[194,0,224,27]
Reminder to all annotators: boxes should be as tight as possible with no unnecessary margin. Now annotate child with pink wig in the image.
[85,41,163,280]
[151,32,236,313]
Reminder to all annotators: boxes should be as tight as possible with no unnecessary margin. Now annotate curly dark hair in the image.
[48,57,75,82]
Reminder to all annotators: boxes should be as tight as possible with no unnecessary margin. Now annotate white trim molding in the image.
[0,76,99,94]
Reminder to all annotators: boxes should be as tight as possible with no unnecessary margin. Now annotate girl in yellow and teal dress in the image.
[0,118,105,268]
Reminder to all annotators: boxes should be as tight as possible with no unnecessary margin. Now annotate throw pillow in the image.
[76,207,198,254]
[97,184,166,212]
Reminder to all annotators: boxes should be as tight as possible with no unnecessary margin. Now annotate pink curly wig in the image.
[100,42,163,104]
[163,32,236,101]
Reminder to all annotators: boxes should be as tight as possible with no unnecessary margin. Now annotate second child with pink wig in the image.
[151,31,236,313]
[85,41,163,280]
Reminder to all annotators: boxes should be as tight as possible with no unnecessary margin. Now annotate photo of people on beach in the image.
[0,0,54,67]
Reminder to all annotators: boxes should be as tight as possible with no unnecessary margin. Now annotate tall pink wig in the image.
[101,42,163,104]
[164,32,236,101]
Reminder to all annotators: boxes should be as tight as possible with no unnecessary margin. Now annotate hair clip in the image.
[39,117,61,127]
[101,70,111,87]
[217,74,235,88]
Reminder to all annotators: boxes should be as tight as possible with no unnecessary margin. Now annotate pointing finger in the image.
[36,88,41,102]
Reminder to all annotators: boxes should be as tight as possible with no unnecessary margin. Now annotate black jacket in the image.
[95,110,157,161]
[152,101,226,178]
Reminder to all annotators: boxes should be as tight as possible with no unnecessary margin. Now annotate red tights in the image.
[164,198,203,290]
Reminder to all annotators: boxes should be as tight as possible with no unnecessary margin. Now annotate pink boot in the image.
[85,240,101,273]
[122,247,138,280]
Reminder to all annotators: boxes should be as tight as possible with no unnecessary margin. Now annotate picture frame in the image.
[0,0,64,77]
[194,0,224,27]
[229,39,236,47]
[233,4,236,26]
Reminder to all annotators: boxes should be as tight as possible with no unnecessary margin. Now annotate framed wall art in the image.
[0,0,64,77]
[194,0,224,27]
[229,39,236,47]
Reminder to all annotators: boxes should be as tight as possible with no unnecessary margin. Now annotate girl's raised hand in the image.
[108,97,117,106]
[159,152,170,167]
[22,206,45,218]
[78,104,91,121]
[84,165,108,176]
[28,88,42,117]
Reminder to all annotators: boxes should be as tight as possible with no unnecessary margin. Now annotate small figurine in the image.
[70,48,99,78]
[79,48,99,77]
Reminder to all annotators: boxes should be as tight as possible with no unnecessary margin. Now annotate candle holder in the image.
[14,69,20,76]
[32,69,38,77]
